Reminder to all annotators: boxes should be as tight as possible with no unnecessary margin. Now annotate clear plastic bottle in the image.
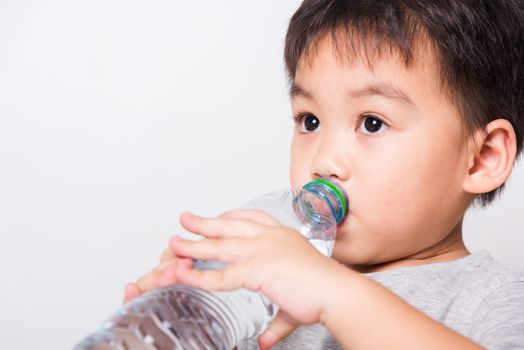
[74,177,348,350]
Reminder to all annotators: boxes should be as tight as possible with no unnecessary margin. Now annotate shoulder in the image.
[405,251,522,292]
[466,252,524,311]
[468,281,524,348]
[366,251,524,335]
[461,253,524,347]
[467,251,524,283]
[367,251,524,299]
[425,251,524,309]
[454,251,524,295]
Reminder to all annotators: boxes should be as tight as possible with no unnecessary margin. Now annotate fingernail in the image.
[170,236,184,247]
[180,258,193,267]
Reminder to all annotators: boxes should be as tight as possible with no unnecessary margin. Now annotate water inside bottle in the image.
[303,238,334,256]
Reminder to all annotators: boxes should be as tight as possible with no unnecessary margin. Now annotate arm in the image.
[173,211,485,350]
[322,263,484,350]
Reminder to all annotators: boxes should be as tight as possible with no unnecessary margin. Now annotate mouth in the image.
[335,210,352,236]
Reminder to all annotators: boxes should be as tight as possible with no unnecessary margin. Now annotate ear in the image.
[463,119,517,194]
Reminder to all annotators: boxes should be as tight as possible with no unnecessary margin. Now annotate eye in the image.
[358,114,389,135]
[294,113,320,133]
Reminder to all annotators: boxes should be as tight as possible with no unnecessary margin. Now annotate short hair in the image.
[284,0,524,206]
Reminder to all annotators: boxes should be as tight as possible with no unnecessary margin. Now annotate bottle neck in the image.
[302,178,348,224]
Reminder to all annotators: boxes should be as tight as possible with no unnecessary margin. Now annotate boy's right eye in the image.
[294,113,320,133]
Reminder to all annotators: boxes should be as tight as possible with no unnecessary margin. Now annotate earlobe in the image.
[463,119,517,194]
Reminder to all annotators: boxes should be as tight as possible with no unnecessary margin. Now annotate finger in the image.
[170,236,248,263]
[135,258,190,293]
[258,312,299,350]
[123,282,142,304]
[179,212,261,239]
[157,258,193,287]
[173,262,247,292]
[159,245,174,263]
[135,266,166,292]
[219,209,280,226]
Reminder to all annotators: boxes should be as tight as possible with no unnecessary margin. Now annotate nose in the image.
[311,132,351,181]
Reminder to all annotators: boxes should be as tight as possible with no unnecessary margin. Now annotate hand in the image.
[121,209,280,304]
[171,209,345,349]
[122,244,194,304]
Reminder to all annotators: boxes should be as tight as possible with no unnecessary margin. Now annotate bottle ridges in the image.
[75,286,235,350]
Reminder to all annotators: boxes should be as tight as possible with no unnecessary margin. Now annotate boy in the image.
[124,0,524,349]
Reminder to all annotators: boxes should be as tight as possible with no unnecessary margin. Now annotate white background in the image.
[0,1,522,349]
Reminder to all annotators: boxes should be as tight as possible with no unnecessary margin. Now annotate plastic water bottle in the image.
[74,177,348,350]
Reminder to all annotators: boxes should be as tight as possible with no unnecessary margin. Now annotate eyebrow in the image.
[350,83,415,108]
[289,83,313,99]
[290,82,416,109]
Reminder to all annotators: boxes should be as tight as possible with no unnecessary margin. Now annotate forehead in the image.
[293,33,447,105]
[291,34,468,139]
[294,25,437,76]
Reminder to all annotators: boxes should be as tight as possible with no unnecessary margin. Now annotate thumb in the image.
[122,282,142,304]
[219,209,280,226]
[258,312,298,350]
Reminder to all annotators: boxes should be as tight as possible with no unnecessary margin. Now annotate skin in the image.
[124,34,517,349]
[288,36,473,271]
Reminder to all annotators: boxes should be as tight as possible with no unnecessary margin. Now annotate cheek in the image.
[357,139,463,235]
[290,137,312,187]
[350,142,451,228]
[382,122,465,193]
[408,131,465,192]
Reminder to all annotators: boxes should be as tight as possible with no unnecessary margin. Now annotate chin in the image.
[331,241,389,268]
[332,244,366,265]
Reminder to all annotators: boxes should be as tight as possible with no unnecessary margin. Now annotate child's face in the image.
[290,36,474,268]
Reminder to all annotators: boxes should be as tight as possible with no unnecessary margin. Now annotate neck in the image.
[353,217,470,274]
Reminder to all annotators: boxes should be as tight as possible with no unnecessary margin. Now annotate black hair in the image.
[284,0,524,206]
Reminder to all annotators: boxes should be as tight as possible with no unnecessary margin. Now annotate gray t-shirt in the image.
[238,251,524,349]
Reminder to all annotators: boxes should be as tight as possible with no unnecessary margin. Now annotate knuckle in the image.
[218,211,234,219]
[214,240,230,260]
[217,269,229,290]
[237,209,281,226]
[136,271,159,290]
[160,247,173,262]
[253,210,280,225]
[135,278,146,290]
[249,208,269,216]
